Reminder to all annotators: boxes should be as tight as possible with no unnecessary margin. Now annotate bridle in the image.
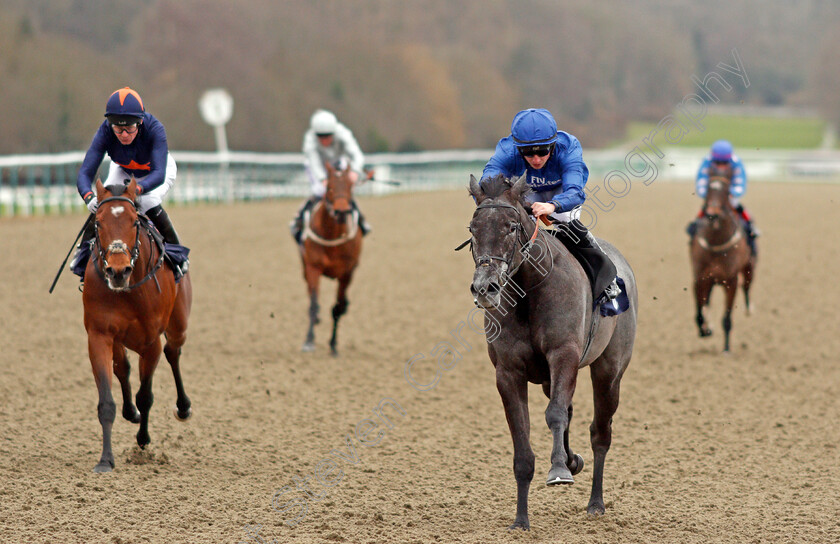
[302,171,359,246]
[698,178,742,253]
[93,196,165,291]
[458,200,548,281]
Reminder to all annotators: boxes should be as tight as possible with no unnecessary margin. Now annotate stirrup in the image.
[604,279,621,301]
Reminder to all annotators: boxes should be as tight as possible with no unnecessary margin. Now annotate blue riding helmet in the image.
[105,87,145,125]
[510,108,558,147]
[711,139,733,161]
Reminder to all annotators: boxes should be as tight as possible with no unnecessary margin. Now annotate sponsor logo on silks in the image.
[529,175,561,188]
[117,160,152,171]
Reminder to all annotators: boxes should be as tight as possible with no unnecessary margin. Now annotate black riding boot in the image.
[350,199,372,236]
[551,220,619,301]
[291,197,318,244]
[147,205,180,245]
[686,219,699,238]
[735,205,759,256]
[70,214,96,279]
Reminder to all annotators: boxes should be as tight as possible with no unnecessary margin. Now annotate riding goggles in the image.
[518,143,555,158]
[111,123,139,135]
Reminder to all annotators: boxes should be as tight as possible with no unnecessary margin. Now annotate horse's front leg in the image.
[135,339,163,449]
[741,258,755,316]
[722,277,738,352]
[694,278,713,337]
[545,349,579,486]
[113,344,140,423]
[496,367,534,530]
[302,264,321,352]
[329,272,353,356]
[88,331,116,472]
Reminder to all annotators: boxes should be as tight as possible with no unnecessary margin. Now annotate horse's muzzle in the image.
[471,267,502,308]
[105,265,133,290]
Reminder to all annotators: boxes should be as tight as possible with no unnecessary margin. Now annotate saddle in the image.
[547,225,629,317]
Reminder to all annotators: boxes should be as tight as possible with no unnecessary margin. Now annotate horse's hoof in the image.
[174,406,192,421]
[124,407,141,424]
[567,453,585,475]
[699,328,713,337]
[586,501,606,516]
[136,433,150,449]
[508,520,530,531]
[93,460,114,473]
[302,342,316,352]
[330,347,339,357]
[546,465,574,485]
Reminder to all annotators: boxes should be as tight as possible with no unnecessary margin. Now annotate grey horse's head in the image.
[467,173,531,308]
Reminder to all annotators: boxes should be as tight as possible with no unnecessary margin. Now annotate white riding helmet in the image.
[311,109,338,135]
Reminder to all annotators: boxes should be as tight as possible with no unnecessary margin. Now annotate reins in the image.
[457,201,555,290]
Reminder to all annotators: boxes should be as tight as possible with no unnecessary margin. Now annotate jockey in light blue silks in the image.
[481,108,620,302]
[290,109,371,245]
[70,87,187,279]
[688,139,759,255]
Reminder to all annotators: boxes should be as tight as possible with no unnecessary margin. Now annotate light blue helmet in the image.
[711,140,733,161]
[510,108,558,147]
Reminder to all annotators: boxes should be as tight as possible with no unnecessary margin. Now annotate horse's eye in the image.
[509,222,518,233]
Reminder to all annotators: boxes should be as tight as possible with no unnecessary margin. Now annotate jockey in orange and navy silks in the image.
[77,87,173,211]
[70,87,186,280]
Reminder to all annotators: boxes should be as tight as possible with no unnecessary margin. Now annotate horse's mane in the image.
[479,173,531,201]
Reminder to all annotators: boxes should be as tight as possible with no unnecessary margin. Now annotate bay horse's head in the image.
[93,178,141,291]
[702,173,733,227]
[467,173,533,308]
[324,161,354,224]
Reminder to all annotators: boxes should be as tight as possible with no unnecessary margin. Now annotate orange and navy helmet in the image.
[105,87,145,125]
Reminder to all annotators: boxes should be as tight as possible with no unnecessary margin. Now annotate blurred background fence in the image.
[2,148,840,217]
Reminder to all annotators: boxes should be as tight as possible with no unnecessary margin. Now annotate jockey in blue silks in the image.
[481,108,619,302]
[70,87,186,278]
[688,139,758,255]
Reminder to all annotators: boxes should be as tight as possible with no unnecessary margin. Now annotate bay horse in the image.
[690,168,754,352]
[83,178,192,472]
[466,174,637,528]
[299,162,363,355]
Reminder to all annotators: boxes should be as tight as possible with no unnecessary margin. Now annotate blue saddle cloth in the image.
[597,277,630,317]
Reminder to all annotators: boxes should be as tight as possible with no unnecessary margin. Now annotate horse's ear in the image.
[510,173,529,202]
[95,178,107,200]
[126,177,138,200]
[325,162,335,176]
[469,174,486,204]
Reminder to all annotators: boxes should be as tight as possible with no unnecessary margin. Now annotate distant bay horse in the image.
[299,162,363,355]
[690,168,754,352]
[466,174,638,528]
[83,178,192,472]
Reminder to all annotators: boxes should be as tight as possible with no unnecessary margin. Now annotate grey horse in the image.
[466,173,638,528]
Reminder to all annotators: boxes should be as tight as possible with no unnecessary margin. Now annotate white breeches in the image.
[104,153,177,214]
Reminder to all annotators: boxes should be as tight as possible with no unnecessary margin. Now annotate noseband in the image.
[93,196,166,291]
